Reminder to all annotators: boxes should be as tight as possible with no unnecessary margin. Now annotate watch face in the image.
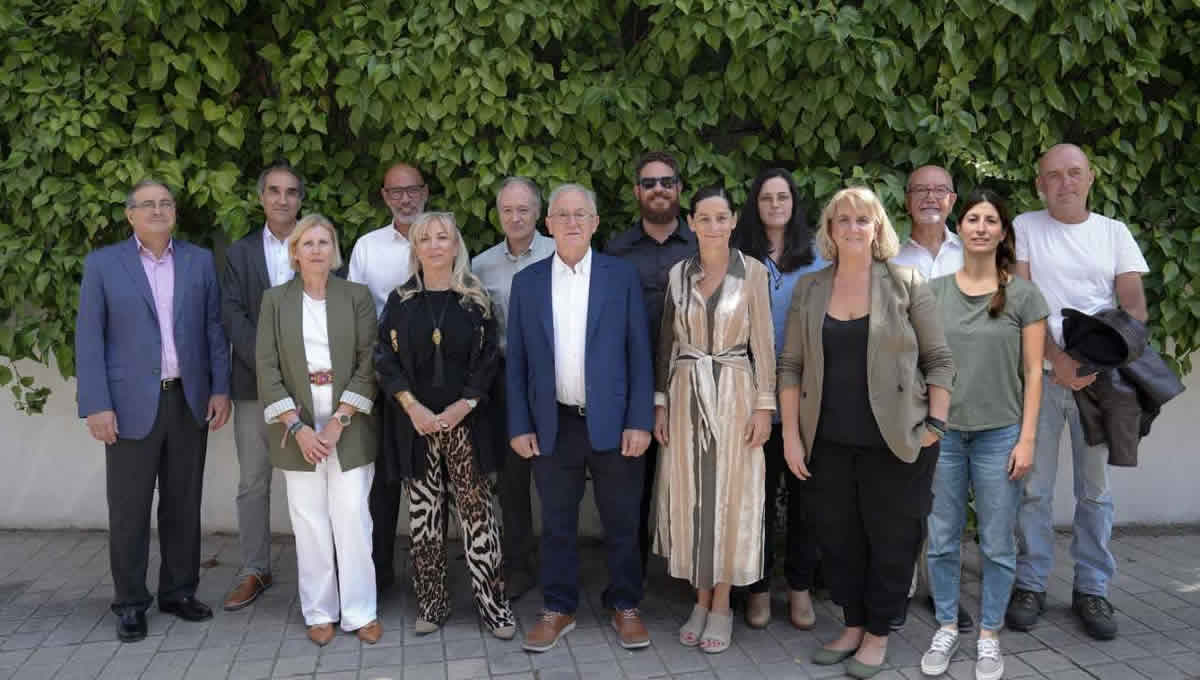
[338,414,351,425]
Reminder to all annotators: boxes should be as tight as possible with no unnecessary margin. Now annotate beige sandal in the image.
[790,589,816,629]
[700,610,733,654]
[679,604,708,647]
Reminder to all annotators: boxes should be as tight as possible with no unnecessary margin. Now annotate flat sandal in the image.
[679,604,708,647]
[700,609,733,654]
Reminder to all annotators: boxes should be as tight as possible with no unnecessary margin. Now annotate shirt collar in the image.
[631,216,694,245]
[553,248,592,276]
[391,220,412,242]
[503,232,549,261]
[134,235,174,259]
[905,226,961,252]
[262,224,288,247]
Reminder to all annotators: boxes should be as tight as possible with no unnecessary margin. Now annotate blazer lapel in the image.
[279,279,314,418]
[171,241,191,325]
[252,228,271,291]
[326,278,354,390]
[866,261,888,368]
[585,255,609,345]
[538,261,554,346]
[119,237,158,320]
[807,268,834,354]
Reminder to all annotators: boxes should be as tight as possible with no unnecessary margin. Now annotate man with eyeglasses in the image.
[219,160,305,611]
[350,162,428,593]
[349,162,428,317]
[471,177,555,602]
[76,179,231,642]
[605,151,697,573]
[893,165,963,280]
[1008,144,1148,641]
[507,184,654,652]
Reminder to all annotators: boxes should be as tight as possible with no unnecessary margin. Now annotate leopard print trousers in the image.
[409,424,514,630]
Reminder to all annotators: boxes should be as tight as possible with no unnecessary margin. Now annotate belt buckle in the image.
[575,404,586,417]
[160,378,177,390]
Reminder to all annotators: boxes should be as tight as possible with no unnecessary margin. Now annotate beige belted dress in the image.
[652,249,777,588]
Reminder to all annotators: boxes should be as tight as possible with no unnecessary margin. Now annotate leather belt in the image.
[557,402,586,417]
[309,370,334,386]
[160,378,181,390]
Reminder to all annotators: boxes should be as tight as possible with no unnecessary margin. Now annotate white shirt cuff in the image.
[263,398,296,423]
[654,392,667,408]
[340,390,374,415]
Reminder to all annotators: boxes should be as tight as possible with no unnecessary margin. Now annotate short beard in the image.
[640,200,680,225]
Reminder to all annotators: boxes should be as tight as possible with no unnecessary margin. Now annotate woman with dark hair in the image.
[732,169,828,630]
[920,190,1047,680]
[653,186,776,653]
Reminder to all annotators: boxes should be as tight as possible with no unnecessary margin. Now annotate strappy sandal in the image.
[679,604,708,647]
[700,609,733,654]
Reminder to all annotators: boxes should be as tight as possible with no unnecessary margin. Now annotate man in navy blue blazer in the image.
[76,180,231,642]
[506,184,654,652]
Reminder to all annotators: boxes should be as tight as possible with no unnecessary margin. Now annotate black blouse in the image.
[816,314,888,449]
[375,278,500,482]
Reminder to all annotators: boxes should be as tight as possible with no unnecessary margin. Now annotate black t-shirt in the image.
[816,314,888,448]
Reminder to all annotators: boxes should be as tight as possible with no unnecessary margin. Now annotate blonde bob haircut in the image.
[287,213,344,272]
[400,212,492,316]
[815,186,901,262]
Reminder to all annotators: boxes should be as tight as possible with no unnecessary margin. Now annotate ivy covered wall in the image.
[1,0,1197,412]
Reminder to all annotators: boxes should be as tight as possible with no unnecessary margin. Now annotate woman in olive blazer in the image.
[255,214,380,647]
[778,187,954,679]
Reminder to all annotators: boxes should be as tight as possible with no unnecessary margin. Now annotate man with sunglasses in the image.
[605,151,697,573]
[348,162,428,593]
[349,162,429,317]
[893,165,963,279]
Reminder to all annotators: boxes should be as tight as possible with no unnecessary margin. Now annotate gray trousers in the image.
[234,400,274,577]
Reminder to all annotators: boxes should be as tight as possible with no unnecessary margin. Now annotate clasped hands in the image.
[404,397,471,436]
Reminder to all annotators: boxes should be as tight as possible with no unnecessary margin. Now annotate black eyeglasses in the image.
[638,176,679,190]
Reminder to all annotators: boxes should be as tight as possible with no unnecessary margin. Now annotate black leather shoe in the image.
[159,597,213,622]
[888,599,909,631]
[116,609,147,642]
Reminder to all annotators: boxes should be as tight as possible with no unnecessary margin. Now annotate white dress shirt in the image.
[348,222,413,318]
[891,226,964,279]
[551,249,591,407]
[263,225,294,287]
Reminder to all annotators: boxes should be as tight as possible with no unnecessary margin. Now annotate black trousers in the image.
[533,405,644,613]
[369,477,404,587]
[492,360,537,576]
[105,382,207,614]
[638,439,658,571]
[750,424,820,593]
[807,438,937,635]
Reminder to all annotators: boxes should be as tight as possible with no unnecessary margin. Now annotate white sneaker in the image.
[975,637,1004,680]
[920,627,960,676]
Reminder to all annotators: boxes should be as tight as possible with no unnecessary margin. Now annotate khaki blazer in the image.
[256,276,378,471]
[778,260,954,463]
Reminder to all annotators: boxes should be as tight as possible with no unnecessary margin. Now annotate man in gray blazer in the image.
[76,179,231,642]
[219,161,304,610]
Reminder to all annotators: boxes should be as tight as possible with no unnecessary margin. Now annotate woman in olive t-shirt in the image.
[921,190,1048,680]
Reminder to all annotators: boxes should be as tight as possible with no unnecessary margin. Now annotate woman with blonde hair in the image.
[778,187,954,678]
[256,214,380,646]
[375,212,515,638]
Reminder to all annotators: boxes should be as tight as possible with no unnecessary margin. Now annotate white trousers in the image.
[284,447,377,630]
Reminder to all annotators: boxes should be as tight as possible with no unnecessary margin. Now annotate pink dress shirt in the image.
[135,236,180,380]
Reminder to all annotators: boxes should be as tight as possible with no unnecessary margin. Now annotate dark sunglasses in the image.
[638,175,679,190]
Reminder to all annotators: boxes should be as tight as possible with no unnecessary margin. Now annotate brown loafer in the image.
[223,573,272,611]
[522,610,576,652]
[746,591,771,629]
[611,608,650,649]
[355,619,382,644]
[307,623,335,646]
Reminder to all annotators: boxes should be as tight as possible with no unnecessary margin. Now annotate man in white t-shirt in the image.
[892,165,964,280]
[348,162,427,318]
[349,161,428,592]
[1007,144,1149,641]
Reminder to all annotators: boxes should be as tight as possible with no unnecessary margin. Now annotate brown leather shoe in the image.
[223,573,272,611]
[522,610,576,652]
[307,623,335,646]
[611,608,651,649]
[355,619,382,644]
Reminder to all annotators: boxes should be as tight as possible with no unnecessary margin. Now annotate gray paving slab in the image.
[1,529,1199,678]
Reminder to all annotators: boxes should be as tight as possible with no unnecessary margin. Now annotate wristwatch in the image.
[464,398,478,411]
[336,412,352,427]
[287,420,304,437]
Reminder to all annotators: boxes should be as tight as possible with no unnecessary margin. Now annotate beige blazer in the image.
[256,276,378,471]
[778,260,954,463]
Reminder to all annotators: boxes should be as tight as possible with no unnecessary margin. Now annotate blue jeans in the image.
[1015,377,1115,596]
[927,425,1022,631]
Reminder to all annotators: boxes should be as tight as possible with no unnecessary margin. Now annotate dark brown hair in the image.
[958,188,1015,317]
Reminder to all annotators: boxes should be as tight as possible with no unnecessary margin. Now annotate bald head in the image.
[381,162,428,227]
[1036,144,1093,223]
[905,165,957,229]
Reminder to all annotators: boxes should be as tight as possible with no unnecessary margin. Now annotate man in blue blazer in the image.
[76,180,231,642]
[506,183,654,652]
